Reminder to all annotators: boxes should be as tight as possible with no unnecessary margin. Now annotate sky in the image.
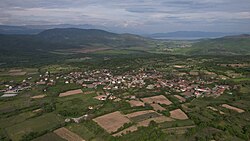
[0,0,250,33]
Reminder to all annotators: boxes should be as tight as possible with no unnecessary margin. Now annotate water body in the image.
[0,63,6,66]
[154,36,220,40]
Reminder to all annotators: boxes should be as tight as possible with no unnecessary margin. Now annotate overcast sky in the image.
[0,0,250,33]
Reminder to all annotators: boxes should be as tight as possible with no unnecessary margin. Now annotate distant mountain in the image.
[0,24,148,35]
[26,24,108,31]
[178,34,250,55]
[0,24,108,35]
[0,28,149,53]
[148,31,243,39]
[0,25,43,34]
[37,28,148,47]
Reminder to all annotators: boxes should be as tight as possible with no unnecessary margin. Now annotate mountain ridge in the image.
[177,34,250,55]
[0,28,149,53]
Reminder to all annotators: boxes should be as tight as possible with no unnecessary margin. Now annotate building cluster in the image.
[0,68,230,99]
[0,78,32,97]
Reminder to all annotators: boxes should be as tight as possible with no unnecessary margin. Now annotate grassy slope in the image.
[174,36,250,55]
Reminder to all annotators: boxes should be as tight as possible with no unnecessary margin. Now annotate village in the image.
[1,66,230,100]
[0,66,236,134]
[0,56,249,141]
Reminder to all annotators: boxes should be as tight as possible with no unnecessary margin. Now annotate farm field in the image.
[33,133,66,141]
[59,89,83,97]
[127,100,145,107]
[221,104,245,113]
[0,111,36,128]
[31,94,46,99]
[5,113,64,141]
[170,109,189,120]
[0,53,249,141]
[54,127,85,141]
[93,111,131,133]
[141,95,172,105]
[113,113,174,136]
[127,110,161,122]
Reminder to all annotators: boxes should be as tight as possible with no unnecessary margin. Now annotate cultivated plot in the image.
[59,89,83,97]
[113,111,173,137]
[141,95,172,105]
[54,127,85,141]
[221,104,245,113]
[127,100,145,107]
[93,111,130,133]
[31,94,46,99]
[170,109,189,120]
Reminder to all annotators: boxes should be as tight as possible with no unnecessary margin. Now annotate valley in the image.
[0,48,249,140]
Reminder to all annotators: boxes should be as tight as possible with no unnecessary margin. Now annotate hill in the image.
[0,28,149,53]
[0,24,108,35]
[177,34,250,55]
[0,25,43,34]
[0,28,151,66]
[36,28,147,47]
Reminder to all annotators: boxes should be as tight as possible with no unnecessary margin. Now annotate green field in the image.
[0,111,36,128]
[33,133,66,141]
[5,113,64,141]
[56,93,101,117]
[66,120,111,141]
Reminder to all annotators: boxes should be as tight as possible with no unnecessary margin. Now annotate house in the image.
[109,96,116,100]
[146,85,154,90]
[88,106,94,110]
[87,84,95,89]
[72,114,88,123]
[36,81,46,85]
[94,95,107,101]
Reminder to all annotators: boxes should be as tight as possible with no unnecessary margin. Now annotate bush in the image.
[161,110,170,116]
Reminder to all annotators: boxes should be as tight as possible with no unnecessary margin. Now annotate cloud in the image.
[0,0,250,33]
